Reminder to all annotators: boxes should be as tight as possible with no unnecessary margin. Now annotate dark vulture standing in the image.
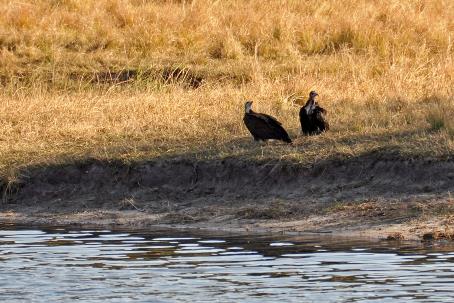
[299,91,329,135]
[243,101,292,143]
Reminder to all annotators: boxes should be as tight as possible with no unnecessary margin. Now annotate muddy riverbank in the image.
[1,151,453,240]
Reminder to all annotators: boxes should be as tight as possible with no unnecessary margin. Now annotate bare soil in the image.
[1,150,454,240]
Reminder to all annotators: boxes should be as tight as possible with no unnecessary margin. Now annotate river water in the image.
[1,224,454,302]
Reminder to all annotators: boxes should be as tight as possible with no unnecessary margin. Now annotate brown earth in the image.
[1,150,454,241]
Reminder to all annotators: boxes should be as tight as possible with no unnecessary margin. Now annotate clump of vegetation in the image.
[0,0,453,177]
[386,232,404,241]
[236,201,299,220]
[426,100,454,136]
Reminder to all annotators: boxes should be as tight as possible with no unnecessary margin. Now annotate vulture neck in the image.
[245,105,254,114]
[304,98,316,114]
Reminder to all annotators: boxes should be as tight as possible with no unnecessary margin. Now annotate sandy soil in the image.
[1,151,454,241]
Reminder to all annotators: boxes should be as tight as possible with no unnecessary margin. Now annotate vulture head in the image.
[305,91,318,114]
[244,101,253,114]
[309,91,318,100]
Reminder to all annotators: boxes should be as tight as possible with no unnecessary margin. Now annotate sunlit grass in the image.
[0,0,453,177]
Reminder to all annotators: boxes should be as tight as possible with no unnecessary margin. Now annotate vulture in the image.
[299,91,329,135]
[243,101,292,143]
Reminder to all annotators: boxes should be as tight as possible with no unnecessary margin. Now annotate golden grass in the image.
[0,0,453,176]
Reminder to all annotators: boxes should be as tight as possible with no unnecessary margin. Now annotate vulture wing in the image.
[260,113,283,125]
[244,113,292,143]
[313,106,329,132]
[300,106,315,135]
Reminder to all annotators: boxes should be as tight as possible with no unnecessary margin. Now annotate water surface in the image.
[1,224,454,302]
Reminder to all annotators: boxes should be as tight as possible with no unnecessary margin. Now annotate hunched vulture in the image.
[299,91,329,135]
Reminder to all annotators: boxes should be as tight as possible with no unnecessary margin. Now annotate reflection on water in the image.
[1,224,454,302]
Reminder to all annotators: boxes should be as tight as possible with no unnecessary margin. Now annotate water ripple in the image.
[1,226,454,302]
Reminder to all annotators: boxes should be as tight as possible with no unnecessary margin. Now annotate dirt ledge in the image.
[1,151,454,241]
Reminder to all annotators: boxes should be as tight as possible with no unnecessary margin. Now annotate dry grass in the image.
[0,0,453,176]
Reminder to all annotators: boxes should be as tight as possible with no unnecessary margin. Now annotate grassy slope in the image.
[0,0,453,178]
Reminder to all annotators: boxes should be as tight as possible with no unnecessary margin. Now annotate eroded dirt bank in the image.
[1,151,454,240]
